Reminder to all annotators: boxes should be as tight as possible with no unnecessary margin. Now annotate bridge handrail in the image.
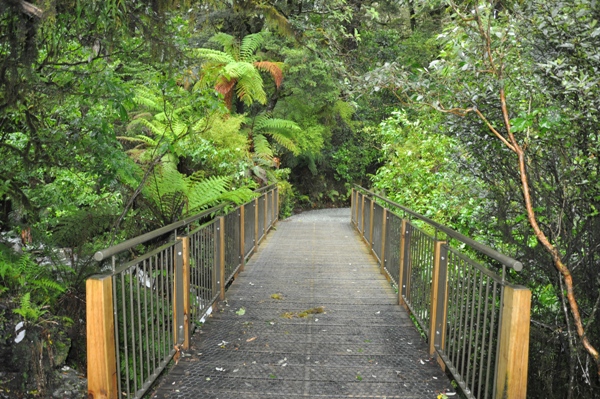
[94,183,277,262]
[354,185,523,271]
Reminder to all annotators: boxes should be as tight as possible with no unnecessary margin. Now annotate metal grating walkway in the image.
[152,208,455,399]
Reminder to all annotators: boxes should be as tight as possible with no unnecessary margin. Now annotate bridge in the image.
[86,185,531,399]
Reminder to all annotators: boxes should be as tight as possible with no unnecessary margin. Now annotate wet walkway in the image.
[152,208,454,399]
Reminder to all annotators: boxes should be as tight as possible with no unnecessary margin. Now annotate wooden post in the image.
[369,199,374,249]
[218,217,226,300]
[240,205,245,271]
[270,189,275,227]
[87,275,117,399]
[275,186,279,222]
[398,220,407,306]
[380,208,387,274]
[351,189,355,225]
[495,286,531,399]
[429,241,448,368]
[174,237,190,349]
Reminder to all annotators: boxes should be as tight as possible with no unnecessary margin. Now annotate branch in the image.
[19,0,43,19]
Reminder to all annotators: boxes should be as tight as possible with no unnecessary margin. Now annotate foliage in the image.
[0,248,65,324]
[369,1,600,396]
[371,110,488,237]
[194,32,284,109]
[141,162,256,225]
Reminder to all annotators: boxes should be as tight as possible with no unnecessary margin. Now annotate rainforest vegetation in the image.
[1,0,599,397]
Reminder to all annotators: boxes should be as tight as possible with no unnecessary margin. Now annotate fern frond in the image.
[218,187,257,205]
[222,61,256,80]
[185,175,232,214]
[117,135,158,146]
[255,118,300,134]
[195,48,236,65]
[253,134,273,160]
[215,76,236,96]
[270,132,299,154]
[132,87,164,112]
[128,118,169,138]
[254,61,284,88]
[235,68,266,105]
[209,33,239,59]
[32,278,66,295]
[239,32,267,61]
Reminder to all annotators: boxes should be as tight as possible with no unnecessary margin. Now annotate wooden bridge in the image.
[86,186,531,399]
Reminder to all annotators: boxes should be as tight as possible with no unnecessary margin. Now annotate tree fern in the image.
[195,48,236,65]
[254,61,284,88]
[245,114,301,156]
[270,132,299,154]
[208,33,238,59]
[239,32,267,61]
[192,32,284,109]
[142,164,256,223]
[253,134,273,160]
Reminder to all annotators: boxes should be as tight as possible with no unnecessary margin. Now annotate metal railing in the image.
[86,185,279,399]
[351,186,531,399]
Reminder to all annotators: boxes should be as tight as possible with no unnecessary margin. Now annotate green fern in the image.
[239,32,267,61]
[13,292,47,322]
[253,134,273,160]
[192,32,282,108]
[244,114,301,157]
[195,48,236,64]
[143,164,256,223]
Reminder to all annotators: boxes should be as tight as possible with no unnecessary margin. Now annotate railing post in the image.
[399,221,411,309]
[240,205,245,271]
[360,194,365,234]
[398,220,407,306]
[351,189,355,225]
[369,198,375,249]
[174,236,190,349]
[86,274,117,399]
[429,241,448,368]
[380,208,387,274]
[495,286,531,399]
[275,186,279,221]
[217,216,226,300]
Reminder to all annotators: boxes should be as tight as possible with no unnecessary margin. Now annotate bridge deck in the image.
[152,208,455,399]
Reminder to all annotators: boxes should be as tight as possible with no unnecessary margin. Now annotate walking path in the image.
[152,208,454,398]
